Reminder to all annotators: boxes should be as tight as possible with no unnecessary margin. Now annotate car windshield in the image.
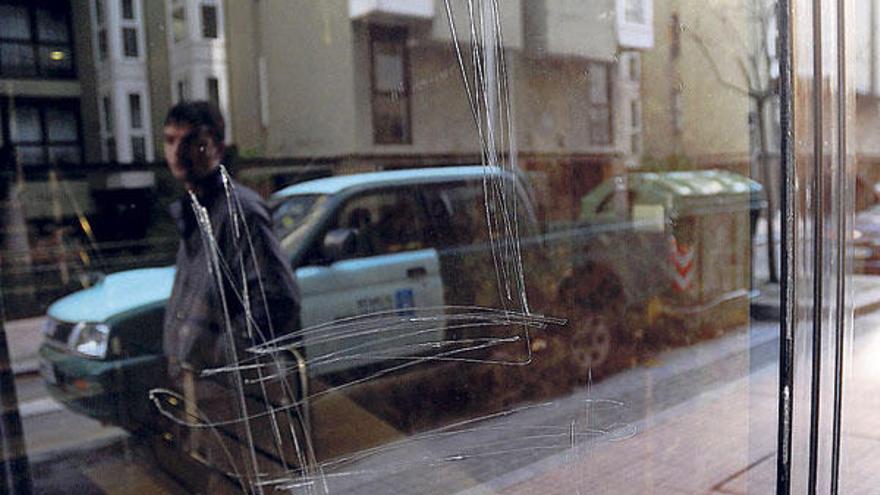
[272,194,328,254]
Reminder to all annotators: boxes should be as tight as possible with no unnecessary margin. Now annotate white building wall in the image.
[90,0,154,163]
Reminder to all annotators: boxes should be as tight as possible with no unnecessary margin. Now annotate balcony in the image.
[523,0,617,60]
[617,0,654,49]
[349,0,434,23]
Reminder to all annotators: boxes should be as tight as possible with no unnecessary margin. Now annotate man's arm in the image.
[219,197,300,347]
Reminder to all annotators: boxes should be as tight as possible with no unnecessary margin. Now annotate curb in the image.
[13,360,40,377]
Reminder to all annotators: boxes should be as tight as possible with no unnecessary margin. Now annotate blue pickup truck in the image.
[38,166,763,480]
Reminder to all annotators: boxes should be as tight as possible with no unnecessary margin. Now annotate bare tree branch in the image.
[685,28,751,96]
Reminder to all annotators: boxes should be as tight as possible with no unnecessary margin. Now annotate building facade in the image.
[2,0,655,232]
[223,0,653,219]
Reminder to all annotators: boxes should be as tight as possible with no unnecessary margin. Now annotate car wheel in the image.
[569,310,613,375]
[559,266,625,384]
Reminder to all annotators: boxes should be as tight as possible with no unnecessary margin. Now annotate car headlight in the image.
[68,322,111,358]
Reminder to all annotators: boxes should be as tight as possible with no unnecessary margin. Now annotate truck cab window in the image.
[332,188,430,259]
[424,182,489,248]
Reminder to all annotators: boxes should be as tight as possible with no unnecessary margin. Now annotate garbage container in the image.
[580,169,767,341]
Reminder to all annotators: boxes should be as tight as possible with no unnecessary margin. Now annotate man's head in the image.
[163,101,225,185]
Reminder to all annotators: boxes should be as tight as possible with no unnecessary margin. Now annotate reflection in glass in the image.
[1,1,800,493]
[36,8,70,43]
[0,5,31,40]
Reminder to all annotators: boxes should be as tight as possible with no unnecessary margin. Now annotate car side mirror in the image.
[322,228,358,263]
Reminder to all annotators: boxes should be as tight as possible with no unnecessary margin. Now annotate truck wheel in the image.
[570,310,613,374]
[559,266,624,383]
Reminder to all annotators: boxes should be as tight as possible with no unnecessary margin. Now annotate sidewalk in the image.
[5,316,43,375]
[455,280,880,495]
[458,313,880,495]
[751,274,880,321]
[459,365,778,494]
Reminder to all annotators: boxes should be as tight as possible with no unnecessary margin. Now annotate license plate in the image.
[40,361,58,385]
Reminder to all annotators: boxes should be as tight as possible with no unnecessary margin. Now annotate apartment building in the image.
[0,0,97,167]
[88,0,231,164]
[222,0,652,218]
[3,0,653,222]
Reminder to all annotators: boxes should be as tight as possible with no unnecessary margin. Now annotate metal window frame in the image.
[776,0,853,493]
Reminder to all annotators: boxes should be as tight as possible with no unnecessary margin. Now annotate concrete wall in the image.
[524,0,617,61]
[515,56,618,155]
[143,0,172,159]
[430,0,523,50]
[259,0,359,158]
[225,0,265,157]
[71,1,102,164]
[221,0,629,169]
[641,0,752,168]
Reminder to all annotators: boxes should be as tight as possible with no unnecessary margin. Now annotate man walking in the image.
[160,101,299,488]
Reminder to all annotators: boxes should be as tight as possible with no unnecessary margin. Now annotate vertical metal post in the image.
[776,0,796,491]
[830,0,850,491]
[807,0,825,491]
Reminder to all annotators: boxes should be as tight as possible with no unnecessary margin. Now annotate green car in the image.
[39,266,173,432]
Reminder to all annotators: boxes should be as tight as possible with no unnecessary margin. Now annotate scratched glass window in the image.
[0,1,790,494]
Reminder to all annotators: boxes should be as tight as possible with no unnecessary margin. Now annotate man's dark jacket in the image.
[163,169,300,379]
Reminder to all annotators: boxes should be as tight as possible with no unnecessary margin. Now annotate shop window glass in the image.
[0,5,31,40]
[0,3,74,78]
[45,108,77,141]
[36,8,70,43]
[13,107,42,143]
[0,43,37,76]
